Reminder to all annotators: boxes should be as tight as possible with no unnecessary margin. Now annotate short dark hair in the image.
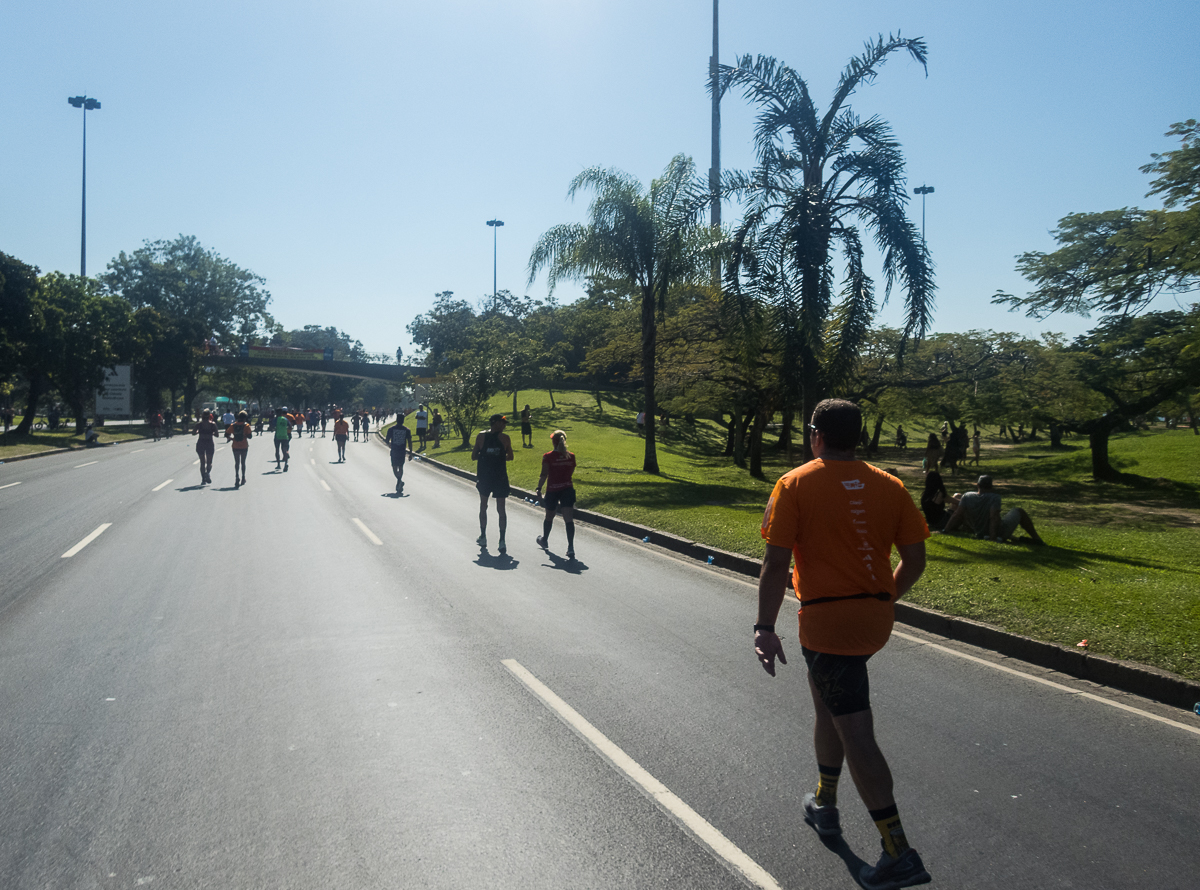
[810,399,862,451]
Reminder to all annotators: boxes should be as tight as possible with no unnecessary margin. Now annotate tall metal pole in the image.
[710,0,720,230]
[709,0,721,285]
[486,219,504,300]
[913,184,934,245]
[69,96,101,277]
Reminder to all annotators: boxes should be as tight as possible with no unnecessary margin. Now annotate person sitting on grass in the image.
[943,474,1044,544]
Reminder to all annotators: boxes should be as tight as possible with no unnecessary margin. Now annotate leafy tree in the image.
[718,35,935,459]
[529,154,713,473]
[429,356,504,448]
[102,235,273,415]
[407,292,477,373]
[997,120,1200,319]
[0,252,41,389]
[1066,307,1200,479]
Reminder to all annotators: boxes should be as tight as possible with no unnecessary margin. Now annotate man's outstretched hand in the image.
[754,631,787,676]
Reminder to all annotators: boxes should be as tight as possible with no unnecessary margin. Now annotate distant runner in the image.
[273,407,293,471]
[361,411,371,442]
[386,417,414,494]
[415,404,429,451]
[520,404,533,448]
[334,413,350,462]
[191,410,218,485]
[535,429,578,559]
[225,410,252,487]
[472,413,514,554]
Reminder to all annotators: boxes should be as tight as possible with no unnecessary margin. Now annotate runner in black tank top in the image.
[471,414,513,553]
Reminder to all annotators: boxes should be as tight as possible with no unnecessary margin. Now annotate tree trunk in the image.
[733,406,753,468]
[511,390,518,415]
[723,411,735,456]
[1089,427,1122,480]
[640,287,659,474]
[870,415,885,454]
[547,389,556,409]
[15,371,46,436]
[775,410,792,451]
[748,407,767,480]
[1049,423,1064,449]
[592,390,603,413]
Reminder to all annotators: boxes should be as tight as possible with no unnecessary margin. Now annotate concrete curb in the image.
[412,452,1200,713]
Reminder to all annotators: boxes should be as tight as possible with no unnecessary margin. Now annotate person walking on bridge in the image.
[754,399,932,890]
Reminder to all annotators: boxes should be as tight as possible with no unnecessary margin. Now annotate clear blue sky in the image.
[2,1,1196,356]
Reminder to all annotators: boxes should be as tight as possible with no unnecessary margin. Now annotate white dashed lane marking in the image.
[152,479,173,492]
[0,481,21,490]
[502,659,785,890]
[352,518,382,546]
[62,523,113,558]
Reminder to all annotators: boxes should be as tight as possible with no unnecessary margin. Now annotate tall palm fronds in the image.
[529,155,713,473]
[716,34,935,458]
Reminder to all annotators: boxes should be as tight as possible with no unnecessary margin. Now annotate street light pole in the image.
[913,184,934,245]
[486,219,504,301]
[68,95,101,277]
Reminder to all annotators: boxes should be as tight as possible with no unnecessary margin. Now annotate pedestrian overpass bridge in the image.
[205,354,432,383]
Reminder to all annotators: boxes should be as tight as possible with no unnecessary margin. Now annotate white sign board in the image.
[96,365,132,416]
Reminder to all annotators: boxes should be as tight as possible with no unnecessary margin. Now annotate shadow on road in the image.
[474,551,520,571]
[541,553,587,575]
[813,832,871,885]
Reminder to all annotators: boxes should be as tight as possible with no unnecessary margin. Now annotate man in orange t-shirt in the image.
[755,399,931,890]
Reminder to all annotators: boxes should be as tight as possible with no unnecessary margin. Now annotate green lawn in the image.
[0,424,153,460]
[418,393,1200,682]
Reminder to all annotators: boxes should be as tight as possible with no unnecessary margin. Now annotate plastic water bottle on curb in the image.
[1194,702,1200,716]
[706,555,714,565]
[642,536,650,543]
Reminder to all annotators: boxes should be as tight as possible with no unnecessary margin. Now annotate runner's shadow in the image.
[813,833,870,885]
[542,553,587,575]
[381,492,407,499]
[474,552,520,571]
[176,484,206,492]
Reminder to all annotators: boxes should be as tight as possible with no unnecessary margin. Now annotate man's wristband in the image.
[753,623,775,634]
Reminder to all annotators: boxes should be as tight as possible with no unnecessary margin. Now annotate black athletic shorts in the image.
[476,476,510,499]
[543,487,576,511]
[801,645,873,717]
[521,421,532,436]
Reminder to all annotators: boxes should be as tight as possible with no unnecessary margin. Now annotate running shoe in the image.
[498,537,507,555]
[802,793,841,836]
[476,534,487,548]
[283,461,288,472]
[859,842,930,890]
[536,535,547,549]
[566,547,575,559]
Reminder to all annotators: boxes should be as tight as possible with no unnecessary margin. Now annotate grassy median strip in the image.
[417,391,1200,682]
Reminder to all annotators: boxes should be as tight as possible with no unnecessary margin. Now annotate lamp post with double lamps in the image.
[68,95,101,277]
[913,184,934,245]
[486,218,504,300]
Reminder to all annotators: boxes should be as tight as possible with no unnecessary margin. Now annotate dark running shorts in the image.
[476,477,510,499]
[543,487,576,511]
[521,421,532,435]
[802,645,873,717]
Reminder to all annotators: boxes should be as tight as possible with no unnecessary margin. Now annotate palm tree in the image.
[528,155,711,473]
[718,34,936,458]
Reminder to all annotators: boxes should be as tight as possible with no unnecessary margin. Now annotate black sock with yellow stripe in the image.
[868,804,910,858]
[815,764,841,807]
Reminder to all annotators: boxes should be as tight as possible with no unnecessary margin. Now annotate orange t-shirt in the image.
[761,459,929,655]
[225,422,252,450]
[334,419,349,436]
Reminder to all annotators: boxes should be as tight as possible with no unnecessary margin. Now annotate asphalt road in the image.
[1,433,1197,889]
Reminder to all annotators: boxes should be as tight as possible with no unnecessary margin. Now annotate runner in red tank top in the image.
[535,429,578,559]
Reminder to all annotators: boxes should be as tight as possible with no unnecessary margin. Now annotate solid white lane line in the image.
[74,461,98,468]
[352,518,383,546]
[320,479,331,491]
[62,523,113,558]
[310,458,315,465]
[152,479,173,492]
[891,630,1200,738]
[0,481,21,490]
[130,449,145,454]
[502,659,785,890]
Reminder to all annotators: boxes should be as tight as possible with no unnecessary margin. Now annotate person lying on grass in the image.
[942,474,1045,544]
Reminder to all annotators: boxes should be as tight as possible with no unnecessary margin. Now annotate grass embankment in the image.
[413,392,1200,682]
[0,425,153,461]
